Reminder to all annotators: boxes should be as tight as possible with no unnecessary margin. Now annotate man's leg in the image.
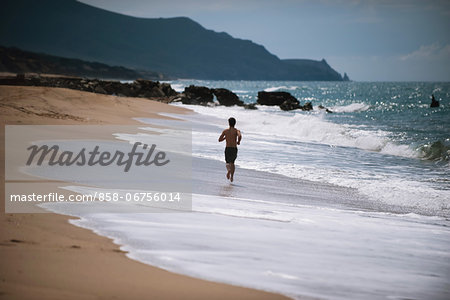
[226,163,231,180]
[230,163,235,182]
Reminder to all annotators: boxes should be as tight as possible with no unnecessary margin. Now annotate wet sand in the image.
[0,85,291,300]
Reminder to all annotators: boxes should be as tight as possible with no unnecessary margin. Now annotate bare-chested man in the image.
[218,117,242,182]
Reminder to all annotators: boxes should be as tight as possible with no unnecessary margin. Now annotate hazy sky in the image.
[79,0,450,81]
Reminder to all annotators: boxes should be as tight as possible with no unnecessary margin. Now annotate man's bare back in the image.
[219,127,241,147]
[218,117,242,182]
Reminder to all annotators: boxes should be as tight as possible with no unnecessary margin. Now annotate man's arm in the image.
[218,130,226,142]
[237,130,242,145]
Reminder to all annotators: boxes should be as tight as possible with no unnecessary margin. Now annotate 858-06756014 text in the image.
[9,192,182,202]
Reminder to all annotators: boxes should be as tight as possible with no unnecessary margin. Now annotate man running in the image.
[218,117,242,182]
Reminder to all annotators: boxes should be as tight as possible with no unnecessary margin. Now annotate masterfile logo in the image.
[26,142,170,172]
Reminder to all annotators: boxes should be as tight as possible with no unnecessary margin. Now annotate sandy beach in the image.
[0,85,291,300]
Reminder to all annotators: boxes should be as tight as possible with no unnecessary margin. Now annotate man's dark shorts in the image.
[225,147,238,163]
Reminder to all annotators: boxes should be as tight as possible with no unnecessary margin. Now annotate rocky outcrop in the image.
[430,94,440,108]
[212,88,244,106]
[134,79,178,98]
[280,98,300,111]
[0,74,178,102]
[179,85,214,105]
[343,73,350,81]
[258,91,313,111]
[318,105,333,113]
[178,86,248,107]
[160,83,178,97]
[302,102,313,111]
[257,91,298,106]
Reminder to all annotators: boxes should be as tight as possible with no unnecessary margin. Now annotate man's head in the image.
[228,117,236,127]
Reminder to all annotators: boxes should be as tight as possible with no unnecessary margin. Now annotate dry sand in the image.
[0,86,291,299]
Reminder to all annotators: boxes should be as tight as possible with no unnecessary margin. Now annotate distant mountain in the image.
[0,46,167,80]
[0,0,347,81]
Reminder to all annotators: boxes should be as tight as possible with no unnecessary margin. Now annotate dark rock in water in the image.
[280,98,300,111]
[430,94,440,108]
[257,91,298,106]
[257,91,313,111]
[301,101,313,111]
[212,88,244,106]
[181,85,214,105]
[185,85,213,101]
[343,73,350,81]
[318,105,333,113]
[243,103,258,110]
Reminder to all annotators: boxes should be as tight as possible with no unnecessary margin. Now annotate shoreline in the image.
[0,85,292,300]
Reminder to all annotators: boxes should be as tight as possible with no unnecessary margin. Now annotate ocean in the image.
[170,80,450,216]
[42,81,450,299]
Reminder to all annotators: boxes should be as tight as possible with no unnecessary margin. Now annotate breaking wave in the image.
[264,85,299,92]
[187,105,418,159]
[417,140,450,162]
[331,103,371,113]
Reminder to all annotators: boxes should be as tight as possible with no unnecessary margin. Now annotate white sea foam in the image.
[168,83,185,93]
[185,104,417,158]
[331,102,371,113]
[40,191,450,300]
[264,85,299,92]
